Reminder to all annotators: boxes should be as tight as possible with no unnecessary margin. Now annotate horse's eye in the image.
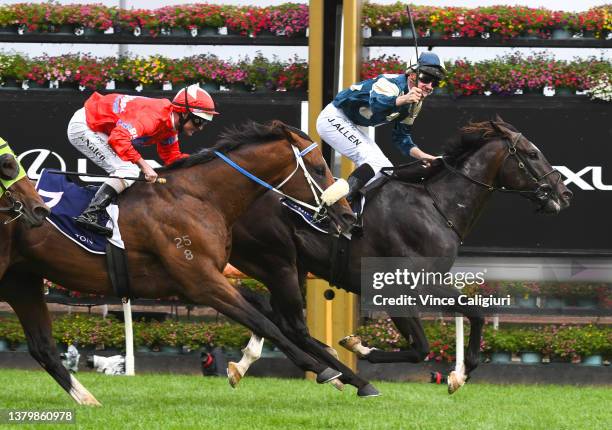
[528,151,539,159]
[314,166,326,176]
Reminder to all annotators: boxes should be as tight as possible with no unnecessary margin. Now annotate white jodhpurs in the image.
[316,103,392,178]
[67,107,139,193]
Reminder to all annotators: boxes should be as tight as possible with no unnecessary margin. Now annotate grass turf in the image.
[0,370,609,430]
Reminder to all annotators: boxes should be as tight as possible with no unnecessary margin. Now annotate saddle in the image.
[36,169,132,299]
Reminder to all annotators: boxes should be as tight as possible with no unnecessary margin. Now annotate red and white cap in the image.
[172,84,219,121]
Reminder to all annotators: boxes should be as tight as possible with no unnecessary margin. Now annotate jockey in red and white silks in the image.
[67,84,219,236]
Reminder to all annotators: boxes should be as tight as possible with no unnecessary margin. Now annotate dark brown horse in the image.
[0,121,356,405]
[226,118,573,392]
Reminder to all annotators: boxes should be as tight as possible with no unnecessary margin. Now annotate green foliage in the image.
[357,319,612,359]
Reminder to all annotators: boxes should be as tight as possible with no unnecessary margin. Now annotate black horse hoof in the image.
[316,367,342,384]
[357,383,381,398]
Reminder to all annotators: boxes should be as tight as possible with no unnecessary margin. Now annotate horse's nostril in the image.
[342,212,357,224]
[562,190,573,201]
[33,205,50,220]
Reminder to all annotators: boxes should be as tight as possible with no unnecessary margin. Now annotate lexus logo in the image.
[18,149,66,180]
[17,148,161,182]
[554,166,612,191]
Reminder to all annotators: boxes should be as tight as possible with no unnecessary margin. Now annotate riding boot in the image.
[74,183,118,237]
[345,164,375,235]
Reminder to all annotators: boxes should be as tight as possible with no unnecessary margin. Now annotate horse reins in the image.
[0,143,26,225]
[214,141,328,216]
[423,133,561,242]
[0,184,24,225]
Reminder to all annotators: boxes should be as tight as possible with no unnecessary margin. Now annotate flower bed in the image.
[461,281,612,308]
[0,52,308,92]
[1,52,610,100]
[0,314,250,352]
[0,2,308,38]
[363,53,612,99]
[362,3,612,39]
[1,313,610,363]
[0,3,609,39]
[356,318,612,363]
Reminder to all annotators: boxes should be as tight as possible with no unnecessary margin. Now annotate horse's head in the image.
[0,143,50,227]
[272,121,356,232]
[466,116,572,214]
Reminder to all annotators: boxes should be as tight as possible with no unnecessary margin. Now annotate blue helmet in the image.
[408,52,446,80]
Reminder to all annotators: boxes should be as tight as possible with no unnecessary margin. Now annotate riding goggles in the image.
[418,72,441,88]
[0,138,27,198]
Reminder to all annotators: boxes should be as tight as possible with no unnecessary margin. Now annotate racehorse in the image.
[226,117,573,392]
[0,121,357,405]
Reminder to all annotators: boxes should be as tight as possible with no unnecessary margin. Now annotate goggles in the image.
[418,72,441,88]
[189,114,208,129]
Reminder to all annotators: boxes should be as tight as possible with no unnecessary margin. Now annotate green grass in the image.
[0,370,609,430]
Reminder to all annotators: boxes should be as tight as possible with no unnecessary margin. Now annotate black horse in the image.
[226,118,573,392]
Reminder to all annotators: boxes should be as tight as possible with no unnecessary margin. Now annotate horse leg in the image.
[234,277,379,396]
[0,271,101,406]
[421,284,485,394]
[341,316,429,364]
[176,267,341,387]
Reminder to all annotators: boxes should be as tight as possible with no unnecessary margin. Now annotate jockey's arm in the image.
[392,122,436,164]
[108,120,145,163]
[156,135,189,166]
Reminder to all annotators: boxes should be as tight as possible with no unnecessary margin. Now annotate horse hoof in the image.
[447,370,466,395]
[330,378,345,391]
[316,367,342,384]
[357,383,380,398]
[227,362,242,388]
[339,335,367,358]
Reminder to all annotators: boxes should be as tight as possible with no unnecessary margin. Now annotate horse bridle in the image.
[0,180,25,225]
[423,132,562,242]
[214,141,329,217]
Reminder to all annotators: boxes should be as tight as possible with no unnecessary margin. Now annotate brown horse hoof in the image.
[447,370,467,395]
[227,362,242,388]
[316,367,342,384]
[339,335,368,358]
[357,383,380,398]
[330,378,345,391]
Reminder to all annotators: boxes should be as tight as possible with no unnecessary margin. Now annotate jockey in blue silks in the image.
[316,52,446,201]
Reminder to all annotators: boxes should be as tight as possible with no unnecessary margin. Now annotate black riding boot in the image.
[346,164,375,234]
[74,183,118,237]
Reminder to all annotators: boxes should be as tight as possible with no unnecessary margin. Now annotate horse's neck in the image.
[428,144,506,238]
[190,144,294,226]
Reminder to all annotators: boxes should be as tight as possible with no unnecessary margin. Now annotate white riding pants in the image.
[67,107,139,193]
[316,103,392,178]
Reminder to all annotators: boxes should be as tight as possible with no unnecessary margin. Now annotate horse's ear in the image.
[0,153,19,181]
[489,120,503,134]
[495,114,505,124]
[276,121,296,143]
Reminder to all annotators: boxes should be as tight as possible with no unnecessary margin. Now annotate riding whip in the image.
[406,3,420,115]
[46,169,167,184]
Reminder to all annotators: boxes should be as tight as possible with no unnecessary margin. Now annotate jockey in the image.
[67,84,219,236]
[316,51,446,201]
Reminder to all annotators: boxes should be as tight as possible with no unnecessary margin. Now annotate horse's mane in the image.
[160,120,309,171]
[442,119,518,165]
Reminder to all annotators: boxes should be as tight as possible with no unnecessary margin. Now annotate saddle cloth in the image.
[36,169,125,254]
